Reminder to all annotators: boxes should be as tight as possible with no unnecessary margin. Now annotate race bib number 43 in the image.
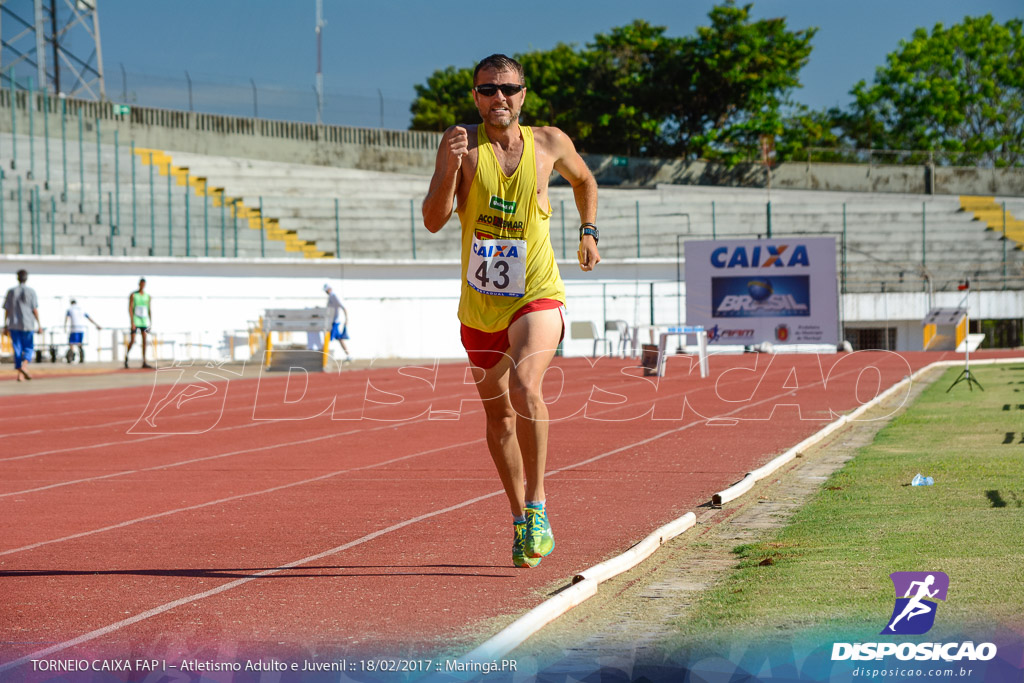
[467,237,527,298]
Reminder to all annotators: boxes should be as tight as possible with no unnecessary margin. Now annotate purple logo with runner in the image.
[882,571,949,635]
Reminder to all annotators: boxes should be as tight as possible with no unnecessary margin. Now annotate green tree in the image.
[665,2,816,162]
[847,15,1024,166]
[576,20,681,155]
[410,66,476,132]
[409,2,817,163]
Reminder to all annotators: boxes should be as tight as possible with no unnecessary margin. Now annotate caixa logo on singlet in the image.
[489,196,517,214]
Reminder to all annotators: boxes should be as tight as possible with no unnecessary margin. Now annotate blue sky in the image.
[93,0,1022,130]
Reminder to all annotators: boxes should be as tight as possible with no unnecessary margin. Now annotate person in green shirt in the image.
[125,278,154,369]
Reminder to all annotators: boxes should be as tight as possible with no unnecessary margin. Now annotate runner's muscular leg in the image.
[470,352,526,518]
[506,307,563,503]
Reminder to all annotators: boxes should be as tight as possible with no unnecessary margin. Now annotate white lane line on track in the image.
[0,411,466,499]
[0,355,871,531]
[0,370,599,493]
[0,359,875,669]
[0,365,436,438]
[0,436,483,557]
[0,369,484,461]
[0,486,505,674]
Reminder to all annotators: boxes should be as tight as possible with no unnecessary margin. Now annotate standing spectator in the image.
[125,277,154,369]
[324,283,352,363]
[64,299,102,363]
[3,269,44,382]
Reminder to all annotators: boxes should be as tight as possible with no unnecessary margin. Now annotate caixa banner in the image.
[685,238,838,346]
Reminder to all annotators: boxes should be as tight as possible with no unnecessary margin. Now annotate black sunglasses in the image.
[473,83,525,97]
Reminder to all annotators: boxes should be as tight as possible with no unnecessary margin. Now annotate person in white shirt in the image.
[324,283,352,363]
[64,299,102,363]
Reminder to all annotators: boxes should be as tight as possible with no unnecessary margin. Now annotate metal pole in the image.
[185,171,191,257]
[258,196,265,258]
[220,195,225,257]
[203,183,209,257]
[96,117,102,223]
[114,130,120,228]
[712,201,716,239]
[766,201,772,238]
[676,235,683,325]
[602,283,607,334]
[28,77,35,180]
[922,201,926,268]
[842,203,848,295]
[149,152,155,254]
[31,186,38,254]
[50,196,55,255]
[410,198,417,259]
[1003,202,1008,290]
[77,108,84,209]
[61,98,67,199]
[131,141,136,244]
[334,197,340,257]
[107,191,114,255]
[9,69,16,169]
[635,200,641,258]
[42,87,50,185]
[0,175,4,253]
[233,200,239,258]
[649,282,655,325]
[36,186,43,255]
[17,176,23,253]
[560,199,566,259]
[167,161,173,255]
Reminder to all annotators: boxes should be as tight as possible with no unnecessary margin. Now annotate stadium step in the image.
[134,147,327,259]
[960,195,1024,248]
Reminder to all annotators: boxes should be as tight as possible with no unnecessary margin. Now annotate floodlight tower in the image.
[315,0,324,124]
[0,0,106,98]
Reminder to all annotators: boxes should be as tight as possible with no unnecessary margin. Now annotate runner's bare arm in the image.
[549,128,600,271]
[422,125,469,233]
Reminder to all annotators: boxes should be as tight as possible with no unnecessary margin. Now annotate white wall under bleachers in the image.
[3,255,1021,362]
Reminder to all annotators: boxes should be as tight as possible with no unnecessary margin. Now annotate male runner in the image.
[125,278,154,369]
[422,54,600,568]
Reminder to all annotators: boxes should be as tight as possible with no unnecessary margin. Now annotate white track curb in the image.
[458,356,1024,664]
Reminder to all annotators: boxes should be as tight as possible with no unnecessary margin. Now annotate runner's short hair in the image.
[16,269,27,283]
[473,54,524,85]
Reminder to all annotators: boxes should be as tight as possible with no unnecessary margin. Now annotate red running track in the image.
[0,350,1006,674]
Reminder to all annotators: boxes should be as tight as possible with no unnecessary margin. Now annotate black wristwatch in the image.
[579,223,599,244]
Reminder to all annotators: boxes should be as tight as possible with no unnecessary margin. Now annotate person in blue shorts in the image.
[324,283,352,363]
[64,299,102,363]
[3,269,43,382]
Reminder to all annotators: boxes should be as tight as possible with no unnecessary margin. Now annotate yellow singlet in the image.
[456,125,565,332]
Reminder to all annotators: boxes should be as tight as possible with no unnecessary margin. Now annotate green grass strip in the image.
[666,364,1024,649]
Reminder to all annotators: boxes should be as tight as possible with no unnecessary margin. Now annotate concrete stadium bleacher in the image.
[2,131,1022,294]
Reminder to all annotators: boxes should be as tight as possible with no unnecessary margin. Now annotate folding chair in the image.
[570,321,611,357]
[604,320,632,357]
